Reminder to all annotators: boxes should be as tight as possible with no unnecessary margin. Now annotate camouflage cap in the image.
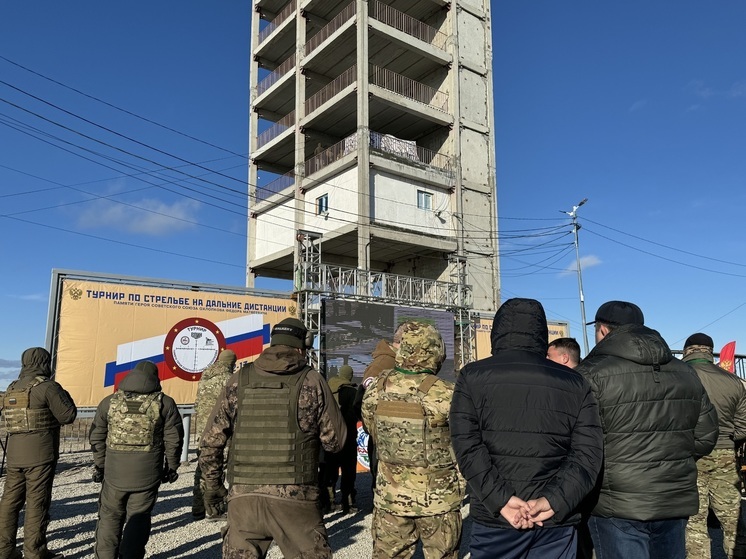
[395,321,446,374]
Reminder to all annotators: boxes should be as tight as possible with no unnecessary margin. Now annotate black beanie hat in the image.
[684,333,714,349]
[270,318,308,349]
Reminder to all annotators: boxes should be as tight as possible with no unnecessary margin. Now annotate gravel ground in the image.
[1,452,474,558]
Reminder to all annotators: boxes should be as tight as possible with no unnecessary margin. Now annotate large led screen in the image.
[321,299,456,382]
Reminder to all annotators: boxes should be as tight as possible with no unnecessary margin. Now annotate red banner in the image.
[718,341,736,373]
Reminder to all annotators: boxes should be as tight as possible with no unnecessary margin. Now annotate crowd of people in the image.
[1,302,745,559]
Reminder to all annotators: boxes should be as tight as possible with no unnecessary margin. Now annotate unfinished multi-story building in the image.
[246,0,500,361]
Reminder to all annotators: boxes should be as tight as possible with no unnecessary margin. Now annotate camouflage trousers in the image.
[371,508,462,559]
[686,448,741,558]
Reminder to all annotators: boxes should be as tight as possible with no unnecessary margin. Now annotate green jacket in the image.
[4,348,77,468]
[684,351,746,449]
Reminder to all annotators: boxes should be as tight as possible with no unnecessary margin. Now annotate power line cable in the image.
[0,55,247,157]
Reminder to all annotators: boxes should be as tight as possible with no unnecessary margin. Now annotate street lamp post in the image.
[563,199,590,356]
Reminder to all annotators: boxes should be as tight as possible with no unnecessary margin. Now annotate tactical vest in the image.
[107,391,163,452]
[228,364,319,487]
[2,376,58,434]
[374,371,455,468]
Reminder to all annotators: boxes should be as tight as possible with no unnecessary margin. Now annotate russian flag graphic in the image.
[104,315,270,388]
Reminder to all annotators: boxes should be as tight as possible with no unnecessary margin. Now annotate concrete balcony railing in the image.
[369,0,448,50]
[256,170,294,203]
[256,110,295,149]
[258,0,297,45]
[303,130,453,177]
[305,2,356,56]
[369,130,453,172]
[304,135,356,177]
[304,65,357,115]
[256,55,295,97]
[370,65,449,112]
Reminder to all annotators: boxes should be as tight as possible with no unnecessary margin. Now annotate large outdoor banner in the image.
[53,278,292,406]
[474,315,571,360]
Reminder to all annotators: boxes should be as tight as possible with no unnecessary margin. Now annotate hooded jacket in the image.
[576,324,718,520]
[4,348,77,468]
[683,349,746,449]
[450,298,603,527]
[362,340,396,382]
[89,363,184,492]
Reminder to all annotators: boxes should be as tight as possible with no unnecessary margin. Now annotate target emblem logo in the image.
[163,318,226,381]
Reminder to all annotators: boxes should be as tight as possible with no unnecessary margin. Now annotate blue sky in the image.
[1,1,745,387]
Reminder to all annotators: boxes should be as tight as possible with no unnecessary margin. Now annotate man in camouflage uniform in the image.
[0,347,77,559]
[198,317,346,559]
[89,360,184,559]
[362,321,463,559]
[192,349,236,520]
[683,333,746,558]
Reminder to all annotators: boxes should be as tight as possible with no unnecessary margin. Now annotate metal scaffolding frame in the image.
[294,230,476,372]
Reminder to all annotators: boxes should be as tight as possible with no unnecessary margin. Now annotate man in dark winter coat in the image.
[682,332,746,558]
[0,347,77,559]
[450,298,603,559]
[325,365,359,514]
[89,360,184,559]
[198,317,346,559]
[576,301,719,559]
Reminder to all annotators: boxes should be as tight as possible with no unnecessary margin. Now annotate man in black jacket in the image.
[576,301,718,559]
[89,361,184,559]
[450,298,603,559]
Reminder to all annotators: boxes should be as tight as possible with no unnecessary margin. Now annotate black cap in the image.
[684,333,714,349]
[270,318,307,349]
[587,301,644,326]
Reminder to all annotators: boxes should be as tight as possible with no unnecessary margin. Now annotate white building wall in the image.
[303,167,359,235]
[254,202,297,260]
[371,170,454,237]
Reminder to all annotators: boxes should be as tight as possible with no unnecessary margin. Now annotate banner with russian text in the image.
[54,278,293,406]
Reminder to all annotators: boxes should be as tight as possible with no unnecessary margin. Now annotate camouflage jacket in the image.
[362,369,464,516]
[194,362,233,436]
[198,345,346,501]
[90,368,184,491]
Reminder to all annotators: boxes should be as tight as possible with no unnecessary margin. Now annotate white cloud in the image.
[559,255,602,277]
[0,359,20,368]
[686,104,701,112]
[0,366,18,391]
[628,100,648,113]
[9,293,47,302]
[686,80,715,99]
[728,81,746,98]
[76,198,201,236]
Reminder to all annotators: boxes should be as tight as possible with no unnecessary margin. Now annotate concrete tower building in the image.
[246,0,499,357]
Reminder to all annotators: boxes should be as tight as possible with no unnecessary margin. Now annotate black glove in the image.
[203,485,228,518]
[92,466,104,483]
[162,468,179,484]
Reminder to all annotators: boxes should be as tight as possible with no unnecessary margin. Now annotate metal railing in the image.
[302,130,452,176]
[256,171,295,203]
[370,65,448,112]
[306,264,471,308]
[305,65,356,115]
[305,2,356,55]
[256,110,295,149]
[369,0,448,50]
[256,54,295,97]
[369,130,453,172]
[304,134,356,176]
[258,0,297,45]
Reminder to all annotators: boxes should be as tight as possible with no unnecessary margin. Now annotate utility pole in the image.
[562,198,590,356]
